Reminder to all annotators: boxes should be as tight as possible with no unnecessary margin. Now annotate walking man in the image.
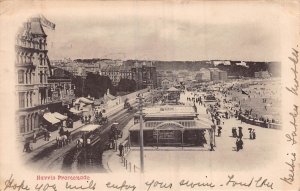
[119,144,124,156]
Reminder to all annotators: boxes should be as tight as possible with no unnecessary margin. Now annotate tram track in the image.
[27,105,137,171]
[62,109,137,173]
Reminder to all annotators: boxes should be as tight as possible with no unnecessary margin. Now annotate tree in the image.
[71,73,116,98]
[117,78,137,92]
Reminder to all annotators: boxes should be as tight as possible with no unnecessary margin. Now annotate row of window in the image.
[19,114,39,133]
[16,52,47,66]
[16,38,47,50]
[17,70,48,84]
[18,91,33,109]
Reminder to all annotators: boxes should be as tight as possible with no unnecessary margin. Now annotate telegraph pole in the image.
[137,94,144,173]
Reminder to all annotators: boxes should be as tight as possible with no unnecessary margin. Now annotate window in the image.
[18,70,24,84]
[39,39,42,49]
[40,54,43,65]
[29,92,32,106]
[40,71,43,84]
[19,116,25,133]
[19,92,25,108]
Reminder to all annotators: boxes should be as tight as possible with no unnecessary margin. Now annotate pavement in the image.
[104,90,281,173]
[102,118,134,173]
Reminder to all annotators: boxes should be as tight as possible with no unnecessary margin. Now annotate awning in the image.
[80,124,100,132]
[70,108,83,114]
[53,112,67,120]
[43,113,60,124]
[75,97,94,104]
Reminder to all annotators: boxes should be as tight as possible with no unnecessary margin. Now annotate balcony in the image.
[15,61,36,69]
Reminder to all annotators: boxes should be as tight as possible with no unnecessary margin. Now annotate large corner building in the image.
[15,16,55,139]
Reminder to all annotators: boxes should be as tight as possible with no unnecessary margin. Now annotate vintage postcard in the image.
[0,0,299,191]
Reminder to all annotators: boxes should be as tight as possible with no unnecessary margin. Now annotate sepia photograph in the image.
[0,0,299,190]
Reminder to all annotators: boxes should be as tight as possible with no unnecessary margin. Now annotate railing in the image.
[240,114,281,129]
[121,156,140,173]
[119,140,141,172]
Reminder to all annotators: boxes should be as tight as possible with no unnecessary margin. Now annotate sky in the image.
[43,1,282,61]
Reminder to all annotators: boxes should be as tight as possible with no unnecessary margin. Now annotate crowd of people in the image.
[185,84,262,152]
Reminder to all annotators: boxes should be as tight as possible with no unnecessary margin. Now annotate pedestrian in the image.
[239,138,244,150]
[248,128,253,139]
[23,141,32,153]
[23,142,28,152]
[88,114,91,123]
[33,131,37,143]
[210,143,214,151]
[232,127,237,138]
[236,138,240,152]
[47,132,51,141]
[44,131,47,141]
[238,127,243,139]
[119,144,124,156]
[59,127,64,136]
[252,129,256,139]
[217,126,222,137]
[84,116,88,123]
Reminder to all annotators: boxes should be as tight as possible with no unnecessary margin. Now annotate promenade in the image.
[104,90,281,173]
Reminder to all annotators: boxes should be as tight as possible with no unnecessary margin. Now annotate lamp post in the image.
[137,94,144,173]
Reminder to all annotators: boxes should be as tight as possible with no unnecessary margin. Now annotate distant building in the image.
[219,70,228,81]
[195,73,203,82]
[48,68,75,106]
[208,68,220,81]
[76,67,87,78]
[161,78,175,89]
[199,68,211,81]
[103,89,121,108]
[212,60,231,66]
[131,62,157,89]
[100,64,132,85]
[254,71,270,78]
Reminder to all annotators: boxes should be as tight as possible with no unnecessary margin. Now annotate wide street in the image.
[23,103,138,173]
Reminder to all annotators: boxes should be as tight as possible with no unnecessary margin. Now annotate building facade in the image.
[100,65,132,85]
[199,68,211,81]
[131,62,157,89]
[219,70,228,81]
[15,17,55,137]
[48,68,75,106]
[208,68,220,81]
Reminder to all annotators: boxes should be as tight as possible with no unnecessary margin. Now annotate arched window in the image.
[40,71,43,84]
[19,92,25,108]
[18,70,24,84]
[39,39,42,49]
[44,71,47,83]
[40,54,43,65]
[19,116,25,133]
[29,92,32,106]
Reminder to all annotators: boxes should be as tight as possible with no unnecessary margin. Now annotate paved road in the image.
[61,108,137,173]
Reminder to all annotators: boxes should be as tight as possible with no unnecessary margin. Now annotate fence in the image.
[240,114,281,129]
